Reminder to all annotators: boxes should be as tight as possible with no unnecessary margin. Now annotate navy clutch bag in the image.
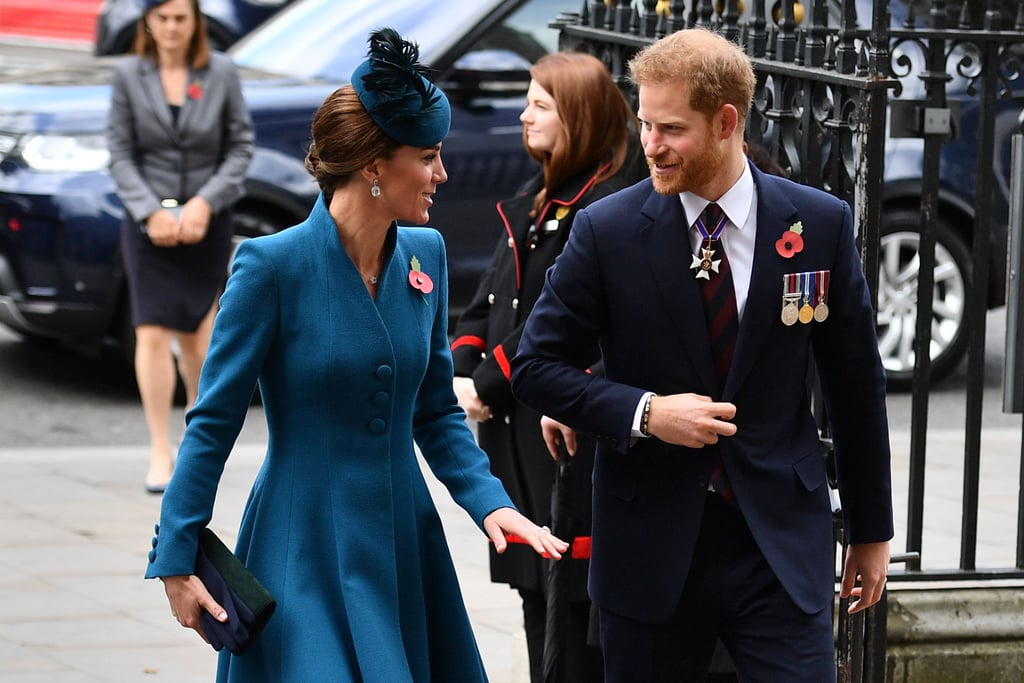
[195,528,277,655]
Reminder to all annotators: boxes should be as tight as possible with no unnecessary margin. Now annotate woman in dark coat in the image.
[451,52,648,682]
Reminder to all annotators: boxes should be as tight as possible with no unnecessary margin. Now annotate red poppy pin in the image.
[776,221,804,258]
[409,256,433,302]
[186,79,203,101]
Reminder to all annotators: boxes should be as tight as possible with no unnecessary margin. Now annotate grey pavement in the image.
[2,421,1024,682]
[0,439,529,683]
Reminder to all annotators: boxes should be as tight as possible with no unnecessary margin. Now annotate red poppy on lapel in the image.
[776,221,805,258]
[409,256,433,301]
[187,79,203,101]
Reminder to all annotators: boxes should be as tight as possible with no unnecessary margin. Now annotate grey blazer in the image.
[107,52,254,223]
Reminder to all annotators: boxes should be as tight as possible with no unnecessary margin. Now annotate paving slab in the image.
[0,422,1021,682]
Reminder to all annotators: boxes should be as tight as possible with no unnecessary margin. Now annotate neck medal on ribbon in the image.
[689,210,729,280]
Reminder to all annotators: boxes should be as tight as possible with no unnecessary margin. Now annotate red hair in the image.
[525,52,636,218]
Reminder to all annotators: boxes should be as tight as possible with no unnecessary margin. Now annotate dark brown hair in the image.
[132,0,210,70]
[305,86,400,201]
[525,52,637,218]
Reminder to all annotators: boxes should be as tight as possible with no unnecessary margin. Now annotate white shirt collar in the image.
[679,161,755,231]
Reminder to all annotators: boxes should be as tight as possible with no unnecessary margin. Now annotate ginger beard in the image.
[646,124,725,197]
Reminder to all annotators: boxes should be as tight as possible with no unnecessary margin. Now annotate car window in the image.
[465,0,566,62]
[231,0,496,81]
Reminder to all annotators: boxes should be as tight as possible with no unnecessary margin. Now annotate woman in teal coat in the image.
[144,29,567,682]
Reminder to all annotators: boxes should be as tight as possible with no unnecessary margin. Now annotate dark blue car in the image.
[94,0,293,55]
[0,0,579,359]
[0,0,1020,388]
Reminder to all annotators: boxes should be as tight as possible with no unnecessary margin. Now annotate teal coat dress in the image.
[145,195,514,682]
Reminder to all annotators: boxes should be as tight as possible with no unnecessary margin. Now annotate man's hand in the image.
[540,415,576,460]
[646,393,737,447]
[840,541,890,613]
[453,376,493,422]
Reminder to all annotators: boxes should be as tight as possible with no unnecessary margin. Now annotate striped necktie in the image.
[696,202,737,501]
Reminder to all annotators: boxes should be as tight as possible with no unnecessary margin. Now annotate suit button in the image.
[504,415,511,425]
[512,298,519,310]
[369,418,387,434]
[507,237,515,248]
[488,293,495,305]
[372,391,389,407]
[148,549,157,563]
[375,365,392,380]
[151,536,158,548]
[154,523,160,534]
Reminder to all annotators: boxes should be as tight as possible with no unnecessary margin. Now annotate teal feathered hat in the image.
[351,28,451,148]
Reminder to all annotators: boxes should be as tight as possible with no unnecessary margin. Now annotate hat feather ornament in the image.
[351,27,451,147]
[360,28,441,122]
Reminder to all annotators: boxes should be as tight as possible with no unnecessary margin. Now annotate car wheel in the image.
[875,210,971,391]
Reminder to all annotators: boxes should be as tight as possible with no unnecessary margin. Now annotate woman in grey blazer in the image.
[107,0,254,494]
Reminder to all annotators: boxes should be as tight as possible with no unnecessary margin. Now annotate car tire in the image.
[875,209,972,391]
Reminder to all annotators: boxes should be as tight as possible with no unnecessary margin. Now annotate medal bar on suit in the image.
[782,271,831,325]
[813,270,830,322]
[798,271,815,324]
[781,273,800,325]
[689,209,729,280]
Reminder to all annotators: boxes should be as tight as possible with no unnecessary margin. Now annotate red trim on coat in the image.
[495,201,522,290]
[545,160,613,213]
[493,160,613,292]
[503,534,592,559]
[451,335,486,352]
[492,343,512,382]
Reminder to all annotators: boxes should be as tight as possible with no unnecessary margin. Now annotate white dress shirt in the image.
[632,162,758,437]
[682,162,757,320]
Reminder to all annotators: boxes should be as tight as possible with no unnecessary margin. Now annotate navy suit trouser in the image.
[599,493,836,682]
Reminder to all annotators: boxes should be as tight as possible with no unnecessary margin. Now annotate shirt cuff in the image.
[630,391,655,438]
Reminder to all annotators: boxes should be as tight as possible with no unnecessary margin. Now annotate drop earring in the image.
[370,178,381,198]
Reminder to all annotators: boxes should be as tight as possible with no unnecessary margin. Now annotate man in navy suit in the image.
[511,28,893,682]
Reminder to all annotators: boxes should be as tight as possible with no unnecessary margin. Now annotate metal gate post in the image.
[1003,131,1024,414]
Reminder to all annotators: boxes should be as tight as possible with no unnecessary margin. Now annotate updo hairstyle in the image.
[304,86,400,202]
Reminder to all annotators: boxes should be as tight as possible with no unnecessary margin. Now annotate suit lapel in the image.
[725,167,800,397]
[138,58,179,144]
[640,188,718,393]
[175,66,202,138]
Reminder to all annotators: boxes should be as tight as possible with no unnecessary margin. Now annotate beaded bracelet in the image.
[640,394,653,437]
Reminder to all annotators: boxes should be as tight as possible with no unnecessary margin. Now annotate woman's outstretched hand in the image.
[483,507,568,560]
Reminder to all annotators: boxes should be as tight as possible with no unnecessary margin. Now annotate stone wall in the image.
[885,587,1024,682]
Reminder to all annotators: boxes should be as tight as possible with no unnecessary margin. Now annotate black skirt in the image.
[120,211,233,332]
